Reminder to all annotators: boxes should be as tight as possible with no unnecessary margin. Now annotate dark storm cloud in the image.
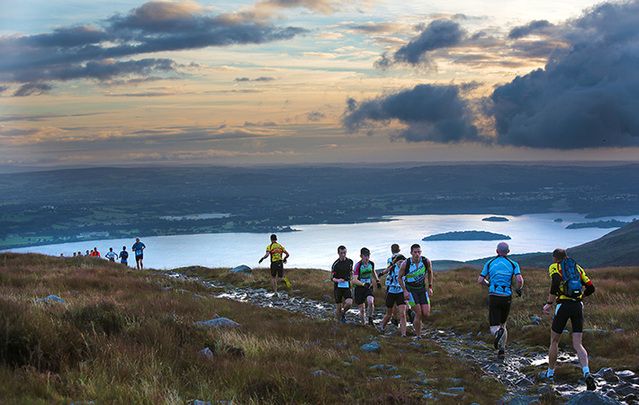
[490,0,639,149]
[376,19,465,68]
[307,111,326,121]
[508,20,554,39]
[343,84,480,143]
[0,1,306,92]
[13,83,53,97]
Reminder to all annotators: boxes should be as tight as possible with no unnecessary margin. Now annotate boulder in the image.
[596,367,619,383]
[566,391,621,405]
[360,341,381,353]
[36,294,65,304]
[195,317,240,329]
[199,347,214,360]
[369,364,397,371]
[231,265,252,274]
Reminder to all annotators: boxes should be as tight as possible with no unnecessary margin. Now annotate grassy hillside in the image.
[466,219,639,268]
[0,254,504,404]
[183,264,639,371]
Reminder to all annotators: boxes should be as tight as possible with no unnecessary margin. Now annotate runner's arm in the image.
[283,249,290,261]
[426,258,433,290]
[259,251,270,263]
[515,274,524,289]
[398,261,408,297]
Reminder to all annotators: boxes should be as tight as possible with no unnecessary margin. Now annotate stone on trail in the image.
[36,294,65,304]
[195,317,240,328]
[231,265,252,274]
[507,396,541,405]
[530,315,542,325]
[311,369,327,377]
[360,341,381,353]
[199,347,214,360]
[566,391,621,405]
[369,364,397,371]
[596,367,620,383]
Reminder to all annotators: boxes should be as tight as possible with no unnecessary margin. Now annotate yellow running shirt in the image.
[266,242,285,262]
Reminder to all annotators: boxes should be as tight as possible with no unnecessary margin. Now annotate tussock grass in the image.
[184,263,639,372]
[0,253,504,403]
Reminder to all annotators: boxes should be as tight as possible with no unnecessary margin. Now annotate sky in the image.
[1,0,638,168]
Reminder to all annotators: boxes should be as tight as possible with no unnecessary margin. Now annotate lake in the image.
[6,213,637,270]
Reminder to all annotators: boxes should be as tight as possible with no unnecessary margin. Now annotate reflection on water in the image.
[8,213,638,270]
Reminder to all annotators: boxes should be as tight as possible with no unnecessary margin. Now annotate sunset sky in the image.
[1,0,638,168]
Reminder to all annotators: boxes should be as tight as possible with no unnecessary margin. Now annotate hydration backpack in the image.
[561,258,583,298]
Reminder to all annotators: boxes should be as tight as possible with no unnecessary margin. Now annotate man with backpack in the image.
[477,242,524,359]
[352,247,381,326]
[259,234,290,295]
[119,246,129,266]
[540,248,597,391]
[398,244,433,339]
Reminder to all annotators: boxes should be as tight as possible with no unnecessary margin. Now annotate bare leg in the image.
[271,277,278,293]
[412,305,423,337]
[358,304,366,324]
[367,296,375,319]
[572,333,589,368]
[381,307,393,329]
[335,304,342,321]
[549,331,561,370]
[398,305,407,337]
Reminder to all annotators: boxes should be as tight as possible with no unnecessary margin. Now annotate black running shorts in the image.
[488,295,512,326]
[354,285,374,305]
[406,286,430,306]
[270,260,284,278]
[334,287,352,304]
[552,301,584,334]
[136,254,143,261]
[385,292,406,308]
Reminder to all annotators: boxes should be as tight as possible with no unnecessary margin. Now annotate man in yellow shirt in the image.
[259,234,290,294]
[541,248,596,391]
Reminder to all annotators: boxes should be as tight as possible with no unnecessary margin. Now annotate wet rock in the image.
[507,395,541,405]
[199,347,214,360]
[231,265,252,274]
[311,369,327,377]
[616,370,636,379]
[36,294,65,303]
[195,317,240,328]
[566,391,621,404]
[422,390,434,399]
[369,364,397,371]
[448,386,465,393]
[360,341,381,353]
[530,315,542,325]
[390,375,402,379]
[596,368,619,383]
[614,383,638,397]
[438,391,459,397]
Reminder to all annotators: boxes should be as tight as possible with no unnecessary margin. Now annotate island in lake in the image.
[423,231,511,241]
[482,216,509,222]
[565,219,630,229]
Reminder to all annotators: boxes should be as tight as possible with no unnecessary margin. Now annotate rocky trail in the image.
[165,272,639,404]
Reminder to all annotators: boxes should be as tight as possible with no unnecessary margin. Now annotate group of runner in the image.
[65,238,147,270]
[259,235,598,391]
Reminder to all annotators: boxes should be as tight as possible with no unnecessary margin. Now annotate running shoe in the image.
[368,317,375,326]
[494,327,505,350]
[585,373,597,391]
[340,314,346,324]
[391,318,399,327]
[283,277,292,289]
[407,310,415,324]
[497,349,505,359]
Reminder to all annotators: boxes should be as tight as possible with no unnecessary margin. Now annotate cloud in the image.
[255,0,337,14]
[307,111,326,121]
[508,20,554,39]
[347,22,401,34]
[343,84,480,143]
[376,19,465,68]
[13,83,53,97]
[490,0,639,149]
[0,0,306,91]
[235,76,276,82]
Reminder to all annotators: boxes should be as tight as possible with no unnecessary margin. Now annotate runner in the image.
[90,247,101,257]
[132,238,145,269]
[85,250,90,256]
[259,234,290,294]
[119,246,129,266]
[331,245,353,323]
[380,245,408,336]
[540,249,597,391]
[477,242,524,359]
[398,244,433,339]
[104,247,118,262]
[352,247,381,326]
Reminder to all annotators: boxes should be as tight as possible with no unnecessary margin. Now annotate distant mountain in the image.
[468,220,639,268]
[565,219,630,229]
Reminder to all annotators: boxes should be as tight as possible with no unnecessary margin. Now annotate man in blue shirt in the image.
[477,242,524,359]
[132,238,146,270]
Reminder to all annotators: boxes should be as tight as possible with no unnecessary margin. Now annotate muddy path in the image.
[165,272,638,404]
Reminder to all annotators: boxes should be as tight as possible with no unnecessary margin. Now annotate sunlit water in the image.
[6,213,637,270]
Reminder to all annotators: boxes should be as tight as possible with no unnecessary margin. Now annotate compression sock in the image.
[582,366,590,377]
[546,368,555,378]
